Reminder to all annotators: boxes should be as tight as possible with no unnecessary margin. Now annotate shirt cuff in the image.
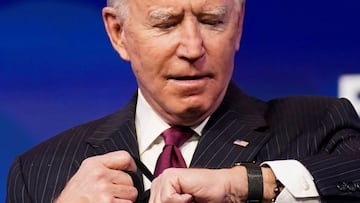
[262,160,320,198]
[276,187,320,203]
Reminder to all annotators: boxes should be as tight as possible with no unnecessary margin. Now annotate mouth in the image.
[167,75,212,93]
[166,74,213,96]
[168,72,213,81]
[169,75,207,80]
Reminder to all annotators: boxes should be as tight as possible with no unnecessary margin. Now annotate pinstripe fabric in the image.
[6,82,360,202]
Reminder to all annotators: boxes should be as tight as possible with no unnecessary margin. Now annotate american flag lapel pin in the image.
[233,139,249,147]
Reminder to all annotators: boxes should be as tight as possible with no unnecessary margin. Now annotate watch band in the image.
[234,162,263,203]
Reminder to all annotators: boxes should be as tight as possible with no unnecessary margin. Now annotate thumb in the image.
[99,150,137,171]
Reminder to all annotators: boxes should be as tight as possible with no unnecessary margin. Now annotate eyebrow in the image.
[201,6,227,17]
[148,6,228,23]
[148,7,178,22]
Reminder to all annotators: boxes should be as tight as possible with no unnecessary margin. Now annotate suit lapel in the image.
[190,113,271,168]
[80,94,146,194]
[191,83,271,168]
[84,94,139,157]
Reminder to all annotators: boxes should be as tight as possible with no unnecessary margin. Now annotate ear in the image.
[235,1,245,51]
[102,7,130,61]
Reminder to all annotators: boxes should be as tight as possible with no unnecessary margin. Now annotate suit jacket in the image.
[6,82,360,203]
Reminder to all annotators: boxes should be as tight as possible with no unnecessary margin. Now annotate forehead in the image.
[130,0,237,15]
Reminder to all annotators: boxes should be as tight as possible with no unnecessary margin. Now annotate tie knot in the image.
[162,126,193,147]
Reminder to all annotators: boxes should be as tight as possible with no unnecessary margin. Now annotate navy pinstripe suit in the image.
[6,82,360,202]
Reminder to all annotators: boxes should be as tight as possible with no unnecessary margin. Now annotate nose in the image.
[176,18,205,63]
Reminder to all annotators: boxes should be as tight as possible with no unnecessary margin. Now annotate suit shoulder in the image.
[15,93,137,167]
[265,95,358,127]
[267,95,354,111]
[17,110,120,164]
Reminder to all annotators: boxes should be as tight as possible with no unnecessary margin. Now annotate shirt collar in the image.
[135,89,209,154]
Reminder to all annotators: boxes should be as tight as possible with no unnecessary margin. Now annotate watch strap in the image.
[234,162,263,203]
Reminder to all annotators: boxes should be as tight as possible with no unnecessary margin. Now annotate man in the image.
[6,0,360,202]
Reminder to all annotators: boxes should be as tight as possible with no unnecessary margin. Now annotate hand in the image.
[55,151,138,203]
[149,167,249,203]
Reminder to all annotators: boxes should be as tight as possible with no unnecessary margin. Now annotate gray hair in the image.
[107,0,128,20]
[106,0,245,20]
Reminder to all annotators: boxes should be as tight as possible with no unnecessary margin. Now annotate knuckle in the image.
[91,168,107,180]
[80,157,92,167]
[115,186,138,202]
[121,153,132,164]
[126,186,138,201]
[80,156,98,168]
[117,151,134,169]
[162,168,176,176]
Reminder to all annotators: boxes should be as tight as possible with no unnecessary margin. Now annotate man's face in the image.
[107,0,244,126]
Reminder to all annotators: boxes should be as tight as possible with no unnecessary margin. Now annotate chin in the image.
[172,106,210,125]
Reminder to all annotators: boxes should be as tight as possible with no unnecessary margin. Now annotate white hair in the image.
[107,0,245,20]
[107,0,128,20]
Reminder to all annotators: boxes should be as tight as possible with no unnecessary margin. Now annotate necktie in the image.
[154,126,193,177]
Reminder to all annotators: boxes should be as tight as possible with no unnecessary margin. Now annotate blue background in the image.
[1,0,359,201]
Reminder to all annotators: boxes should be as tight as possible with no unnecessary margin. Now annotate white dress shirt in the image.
[135,89,207,190]
[135,89,320,202]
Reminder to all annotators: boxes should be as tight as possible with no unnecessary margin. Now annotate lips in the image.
[171,75,206,80]
[168,72,213,81]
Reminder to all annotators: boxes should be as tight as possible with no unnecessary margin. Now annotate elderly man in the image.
[7,0,360,202]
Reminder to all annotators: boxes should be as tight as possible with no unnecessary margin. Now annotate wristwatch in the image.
[234,162,263,203]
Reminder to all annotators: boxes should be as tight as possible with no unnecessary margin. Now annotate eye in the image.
[154,22,177,30]
[153,17,181,31]
[202,19,223,26]
[199,15,224,27]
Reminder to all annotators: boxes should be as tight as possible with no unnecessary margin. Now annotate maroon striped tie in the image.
[154,126,193,177]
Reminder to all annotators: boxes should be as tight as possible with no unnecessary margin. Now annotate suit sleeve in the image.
[6,157,33,203]
[299,98,360,200]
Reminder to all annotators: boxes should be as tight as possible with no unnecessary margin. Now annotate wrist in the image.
[221,166,248,202]
[261,167,277,202]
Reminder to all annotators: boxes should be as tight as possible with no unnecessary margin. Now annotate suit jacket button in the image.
[347,182,357,192]
[336,182,347,192]
[302,179,310,190]
[356,182,360,191]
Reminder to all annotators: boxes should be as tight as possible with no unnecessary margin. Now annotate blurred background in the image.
[1,0,359,201]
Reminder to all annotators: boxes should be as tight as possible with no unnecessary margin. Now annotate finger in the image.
[151,188,192,203]
[178,194,193,203]
[150,176,193,203]
[149,178,161,203]
[112,184,138,202]
[112,199,133,203]
[109,170,134,186]
[98,151,137,171]
[160,181,193,203]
